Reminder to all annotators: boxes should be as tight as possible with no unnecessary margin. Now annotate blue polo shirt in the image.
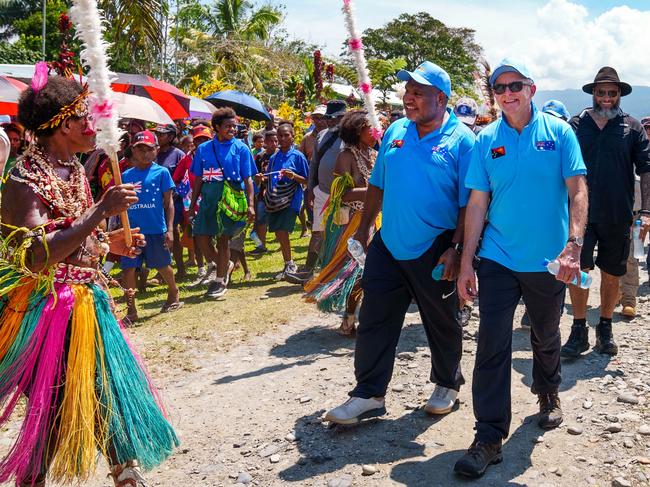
[369,109,475,260]
[465,104,586,272]
[190,137,253,186]
[122,163,175,234]
[267,146,309,213]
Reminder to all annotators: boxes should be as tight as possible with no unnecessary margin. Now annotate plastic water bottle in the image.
[544,258,592,289]
[632,219,645,259]
[250,230,263,248]
[347,238,366,268]
[431,263,445,281]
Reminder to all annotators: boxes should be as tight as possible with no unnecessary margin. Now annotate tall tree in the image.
[361,12,482,91]
[0,0,40,40]
[204,0,282,40]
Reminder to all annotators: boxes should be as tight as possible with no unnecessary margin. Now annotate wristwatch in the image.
[452,242,463,254]
[567,236,584,247]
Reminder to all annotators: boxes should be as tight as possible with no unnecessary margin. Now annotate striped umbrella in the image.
[111,73,190,120]
[0,76,27,115]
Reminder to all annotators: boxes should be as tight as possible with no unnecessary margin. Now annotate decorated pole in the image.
[69,0,132,246]
[341,0,383,141]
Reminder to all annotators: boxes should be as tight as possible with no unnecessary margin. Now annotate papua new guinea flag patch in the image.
[391,139,404,149]
[491,146,506,159]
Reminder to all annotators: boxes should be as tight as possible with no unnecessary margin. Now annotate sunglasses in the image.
[492,81,533,95]
[594,89,620,98]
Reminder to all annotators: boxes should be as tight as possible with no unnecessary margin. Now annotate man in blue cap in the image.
[542,99,571,122]
[324,61,475,425]
[454,58,588,478]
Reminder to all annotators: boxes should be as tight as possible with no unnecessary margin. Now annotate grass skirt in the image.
[0,269,179,485]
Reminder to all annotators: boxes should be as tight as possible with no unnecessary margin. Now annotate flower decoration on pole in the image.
[69,0,132,245]
[341,0,383,141]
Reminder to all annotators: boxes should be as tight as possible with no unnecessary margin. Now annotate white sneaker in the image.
[225,260,235,286]
[189,267,207,287]
[424,385,458,415]
[275,261,298,281]
[324,396,386,425]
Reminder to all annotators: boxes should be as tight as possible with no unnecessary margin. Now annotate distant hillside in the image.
[536,86,650,120]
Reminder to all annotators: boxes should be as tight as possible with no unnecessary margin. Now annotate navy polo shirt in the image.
[190,137,253,185]
[369,109,475,260]
[465,104,587,272]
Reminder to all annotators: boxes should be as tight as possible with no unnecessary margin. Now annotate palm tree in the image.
[0,0,40,40]
[204,0,282,41]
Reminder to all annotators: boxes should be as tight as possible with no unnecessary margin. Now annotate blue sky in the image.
[274,0,650,90]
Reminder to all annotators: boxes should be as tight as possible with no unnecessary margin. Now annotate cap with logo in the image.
[311,104,327,117]
[489,58,533,86]
[454,97,479,124]
[154,123,177,134]
[132,130,158,148]
[397,61,451,98]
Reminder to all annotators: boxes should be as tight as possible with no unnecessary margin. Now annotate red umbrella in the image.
[0,76,28,116]
[111,73,190,120]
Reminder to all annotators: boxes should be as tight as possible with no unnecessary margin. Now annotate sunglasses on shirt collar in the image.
[492,80,533,95]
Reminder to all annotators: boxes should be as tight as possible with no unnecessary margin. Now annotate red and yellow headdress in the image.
[36,84,90,131]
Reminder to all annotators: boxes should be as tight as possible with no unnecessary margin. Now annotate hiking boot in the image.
[275,261,298,281]
[454,439,503,478]
[424,385,458,415]
[595,321,618,355]
[205,280,227,299]
[560,325,589,358]
[284,269,314,285]
[621,305,636,318]
[537,391,563,429]
[324,397,386,425]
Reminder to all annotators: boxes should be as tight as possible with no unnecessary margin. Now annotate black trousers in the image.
[473,258,565,443]
[350,231,464,399]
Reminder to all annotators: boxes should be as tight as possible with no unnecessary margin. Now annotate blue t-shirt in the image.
[267,146,310,213]
[190,137,253,187]
[369,109,475,260]
[465,104,587,272]
[122,163,175,234]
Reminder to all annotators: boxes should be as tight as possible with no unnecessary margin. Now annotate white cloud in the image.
[279,0,650,90]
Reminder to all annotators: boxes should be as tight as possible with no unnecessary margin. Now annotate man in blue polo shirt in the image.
[454,59,588,478]
[325,61,475,425]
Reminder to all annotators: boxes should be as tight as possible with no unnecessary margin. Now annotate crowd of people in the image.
[0,55,649,485]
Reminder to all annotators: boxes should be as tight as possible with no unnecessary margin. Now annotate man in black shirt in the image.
[562,67,650,358]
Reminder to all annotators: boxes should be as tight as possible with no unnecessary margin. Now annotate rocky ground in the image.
[3,271,650,486]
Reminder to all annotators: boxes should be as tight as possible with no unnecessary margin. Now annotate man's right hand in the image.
[457,262,478,302]
[254,173,265,185]
[100,184,138,217]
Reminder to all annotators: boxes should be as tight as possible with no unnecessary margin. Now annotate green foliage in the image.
[9,0,70,60]
[361,12,482,91]
[0,39,40,63]
[0,0,41,40]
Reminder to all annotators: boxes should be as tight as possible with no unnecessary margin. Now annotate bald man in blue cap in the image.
[324,61,476,425]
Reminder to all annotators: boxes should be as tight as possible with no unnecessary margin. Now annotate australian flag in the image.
[535,140,556,151]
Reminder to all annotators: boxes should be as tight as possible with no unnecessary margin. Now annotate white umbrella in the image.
[190,96,217,119]
[112,92,174,125]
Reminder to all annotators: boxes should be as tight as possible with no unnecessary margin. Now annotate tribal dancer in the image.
[0,74,179,485]
[304,110,377,336]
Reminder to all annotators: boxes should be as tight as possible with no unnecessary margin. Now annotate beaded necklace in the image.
[10,144,92,219]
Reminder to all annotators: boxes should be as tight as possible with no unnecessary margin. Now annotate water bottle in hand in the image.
[544,258,592,289]
[347,238,366,268]
[633,219,645,259]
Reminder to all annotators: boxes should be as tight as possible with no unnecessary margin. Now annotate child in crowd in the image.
[121,130,183,322]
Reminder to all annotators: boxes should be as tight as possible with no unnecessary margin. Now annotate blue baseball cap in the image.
[489,58,533,86]
[542,99,571,121]
[397,61,452,98]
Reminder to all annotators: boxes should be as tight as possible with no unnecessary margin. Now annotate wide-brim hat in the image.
[324,100,347,118]
[582,66,632,97]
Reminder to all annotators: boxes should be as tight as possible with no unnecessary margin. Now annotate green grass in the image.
[110,229,314,372]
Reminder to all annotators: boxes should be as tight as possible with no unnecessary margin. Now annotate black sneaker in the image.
[560,325,589,358]
[205,281,227,299]
[454,440,503,478]
[537,391,563,429]
[284,269,314,285]
[249,246,268,255]
[595,321,618,355]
